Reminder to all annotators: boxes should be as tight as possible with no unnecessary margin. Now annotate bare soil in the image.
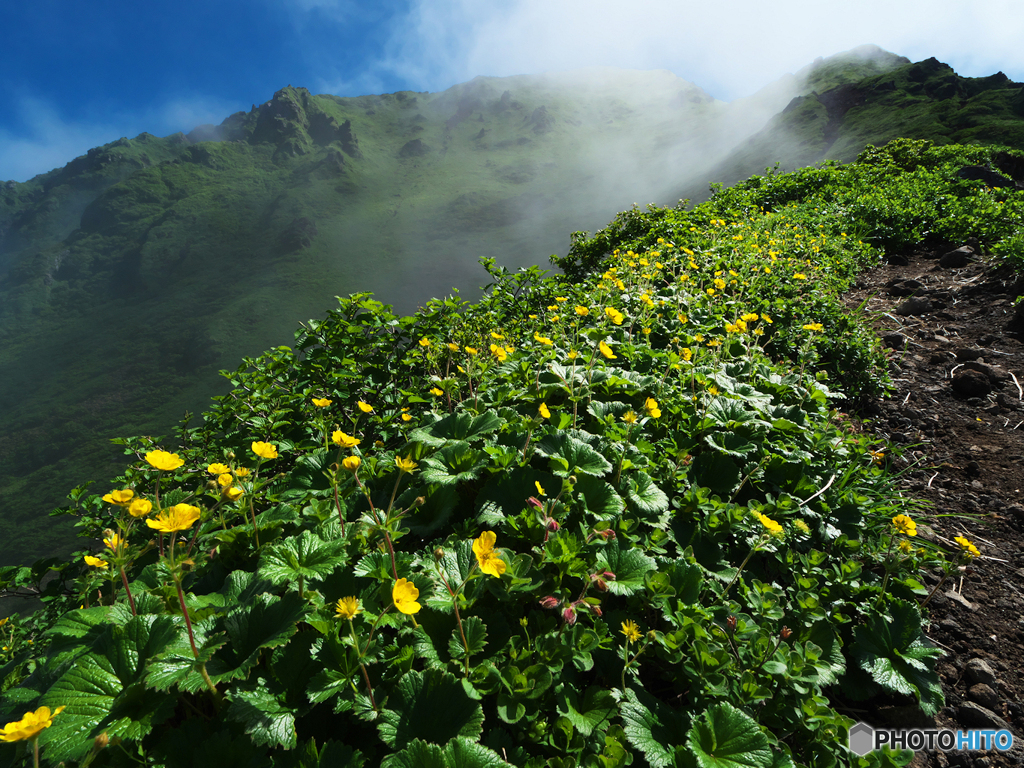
[842,245,1024,767]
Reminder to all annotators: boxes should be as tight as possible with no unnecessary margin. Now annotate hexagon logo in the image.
[848,722,874,756]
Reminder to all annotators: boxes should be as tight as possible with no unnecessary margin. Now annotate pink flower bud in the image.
[602,570,616,581]
[539,596,560,609]
[545,518,560,532]
[594,578,608,591]
[595,528,616,540]
[527,497,544,508]
[562,605,577,625]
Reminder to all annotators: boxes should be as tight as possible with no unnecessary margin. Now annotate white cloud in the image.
[325,0,1024,100]
[0,95,239,183]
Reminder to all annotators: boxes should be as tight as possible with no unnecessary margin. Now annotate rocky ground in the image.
[842,243,1024,767]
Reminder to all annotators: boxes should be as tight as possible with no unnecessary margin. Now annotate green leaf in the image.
[575,475,625,517]
[556,685,618,737]
[145,618,228,693]
[685,702,772,768]
[448,616,488,659]
[211,592,308,681]
[420,442,490,486]
[410,411,504,447]
[691,452,741,496]
[624,471,670,516]
[596,539,656,596]
[620,687,688,768]
[407,484,460,536]
[533,432,613,477]
[227,680,298,749]
[852,599,944,715]
[704,432,759,458]
[378,669,485,749]
[381,737,509,768]
[259,528,349,586]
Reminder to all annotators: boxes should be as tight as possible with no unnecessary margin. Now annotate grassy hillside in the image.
[1,139,1022,767]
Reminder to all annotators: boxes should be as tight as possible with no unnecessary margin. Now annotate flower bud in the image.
[539,596,560,609]
[568,475,578,485]
[595,528,616,540]
[414,496,426,507]
[780,626,792,640]
[94,733,110,750]
[594,578,608,592]
[103,528,116,540]
[545,518,560,532]
[726,615,737,631]
[562,605,577,625]
[527,496,543,508]
[601,570,616,581]
[434,547,445,560]
[227,452,236,460]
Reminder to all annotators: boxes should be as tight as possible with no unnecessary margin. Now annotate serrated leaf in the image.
[704,432,759,458]
[210,592,308,681]
[377,669,485,749]
[354,550,417,581]
[595,539,656,596]
[686,701,772,768]
[575,475,625,517]
[691,451,741,496]
[448,616,487,659]
[620,687,688,768]
[419,442,489,486]
[624,472,669,516]
[409,411,504,447]
[259,528,349,586]
[556,685,617,737]
[533,432,612,478]
[227,681,297,749]
[145,618,228,693]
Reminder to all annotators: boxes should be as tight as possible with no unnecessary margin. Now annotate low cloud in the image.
[314,0,1024,100]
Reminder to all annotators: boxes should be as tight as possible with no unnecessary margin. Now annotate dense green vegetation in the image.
[0,48,941,564]
[1,139,1021,767]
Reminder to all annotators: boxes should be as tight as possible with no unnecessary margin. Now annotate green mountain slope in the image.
[707,55,1024,188]
[0,47,1011,566]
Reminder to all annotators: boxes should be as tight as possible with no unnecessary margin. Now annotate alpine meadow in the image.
[2,43,1024,768]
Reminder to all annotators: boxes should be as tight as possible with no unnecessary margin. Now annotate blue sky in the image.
[2,0,1022,182]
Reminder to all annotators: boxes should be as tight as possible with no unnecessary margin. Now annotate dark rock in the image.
[951,369,992,397]
[967,683,1001,710]
[956,701,1011,732]
[956,165,1016,188]
[954,347,988,362]
[885,253,910,266]
[961,360,1011,383]
[398,139,430,158]
[895,296,933,316]
[965,658,999,686]
[882,332,908,349]
[939,246,974,268]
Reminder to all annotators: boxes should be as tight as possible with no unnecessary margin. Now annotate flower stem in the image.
[119,565,137,616]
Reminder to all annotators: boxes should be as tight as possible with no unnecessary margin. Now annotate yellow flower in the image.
[535,481,546,496]
[217,473,234,488]
[490,343,508,362]
[1,705,65,742]
[794,273,807,280]
[793,519,810,534]
[84,555,108,569]
[741,313,759,323]
[714,278,726,290]
[225,486,244,501]
[621,620,642,643]
[756,512,783,535]
[357,401,374,413]
[644,398,661,419]
[312,397,333,407]
[102,488,134,506]
[103,533,121,551]
[538,403,551,419]
[898,539,913,554]
[234,467,250,478]
[954,535,980,558]
[333,430,361,448]
[252,441,278,459]
[599,341,617,360]
[555,296,568,302]
[430,387,444,396]
[708,386,719,396]
[447,342,460,352]
[395,455,418,474]
[207,463,230,475]
[335,596,361,620]
[490,331,505,340]
[605,307,624,325]
[342,455,361,473]
[567,350,579,360]
[146,504,201,533]
[464,346,478,355]
[534,333,553,346]
[145,450,184,472]
[891,514,917,537]
[473,531,506,578]
[392,578,421,614]
[418,337,430,347]
[802,323,824,332]
[575,306,589,316]
[681,348,693,361]
[128,498,152,518]
[401,413,413,422]
[622,411,638,425]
